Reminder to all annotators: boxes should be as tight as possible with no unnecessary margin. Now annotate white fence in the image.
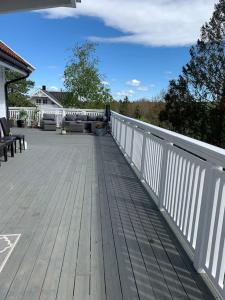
[9,107,105,127]
[111,111,225,299]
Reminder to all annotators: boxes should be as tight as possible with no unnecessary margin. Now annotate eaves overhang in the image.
[0,0,81,13]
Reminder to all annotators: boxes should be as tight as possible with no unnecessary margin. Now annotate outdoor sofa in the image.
[62,114,107,133]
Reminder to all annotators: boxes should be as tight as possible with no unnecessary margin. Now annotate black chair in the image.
[0,142,8,165]
[0,117,25,153]
[0,139,14,161]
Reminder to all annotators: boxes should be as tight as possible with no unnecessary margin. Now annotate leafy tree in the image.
[6,70,35,107]
[161,0,225,147]
[134,104,142,119]
[60,92,78,108]
[64,41,112,108]
[119,96,130,115]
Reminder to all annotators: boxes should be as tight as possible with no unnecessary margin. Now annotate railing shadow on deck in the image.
[93,135,213,299]
[111,111,225,300]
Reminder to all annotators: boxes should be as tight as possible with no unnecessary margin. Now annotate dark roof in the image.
[0,41,35,73]
[44,91,71,105]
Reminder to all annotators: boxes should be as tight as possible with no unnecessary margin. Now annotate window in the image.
[36,99,41,104]
[43,99,48,104]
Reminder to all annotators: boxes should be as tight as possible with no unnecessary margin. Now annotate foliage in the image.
[95,122,106,129]
[111,92,166,127]
[119,96,130,115]
[19,109,28,120]
[134,104,141,119]
[6,70,35,107]
[64,41,113,108]
[160,0,225,147]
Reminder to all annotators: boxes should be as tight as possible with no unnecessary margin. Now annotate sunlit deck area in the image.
[0,129,214,300]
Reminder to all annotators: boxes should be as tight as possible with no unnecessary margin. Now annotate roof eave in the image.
[0,0,81,13]
[0,53,33,75]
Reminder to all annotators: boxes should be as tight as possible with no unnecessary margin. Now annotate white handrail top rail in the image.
[9,107,104,112]
[112,111,225,167]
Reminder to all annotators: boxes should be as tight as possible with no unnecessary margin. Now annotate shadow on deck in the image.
[0,129,214,300]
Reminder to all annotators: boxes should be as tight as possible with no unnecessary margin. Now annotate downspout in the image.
[4,72,30,121]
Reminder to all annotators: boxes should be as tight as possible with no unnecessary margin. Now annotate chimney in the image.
[42,85,46,91]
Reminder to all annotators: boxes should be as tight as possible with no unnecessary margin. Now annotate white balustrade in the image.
[8,107,105,128]
[111,111,225,299]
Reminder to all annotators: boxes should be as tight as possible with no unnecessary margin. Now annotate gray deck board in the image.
[0,129,214,300]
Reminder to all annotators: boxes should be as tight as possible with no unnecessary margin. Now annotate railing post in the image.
[124,121,128,153]
[158,142,172,211]
[193,166,219,273]
[130,125,135,164]
[119,119,122,147]
[140,131,147,181]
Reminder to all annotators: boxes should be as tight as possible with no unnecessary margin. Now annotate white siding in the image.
[0,67,6,118]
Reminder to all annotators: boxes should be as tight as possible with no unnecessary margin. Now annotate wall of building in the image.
[0,66,6,118]
[29,96,59,108]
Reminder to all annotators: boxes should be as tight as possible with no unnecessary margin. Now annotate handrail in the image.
[112,111,225,168]
[111,111,225,299]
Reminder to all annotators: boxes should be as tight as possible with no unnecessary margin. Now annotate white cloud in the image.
[49,86,59,91]
[38,0,217,46]
[116,89,135,97]
[126,79,141,87]
[101,80,110,85]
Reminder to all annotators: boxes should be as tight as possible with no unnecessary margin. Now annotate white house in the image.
[0,0,81,13]
[0,41,35,118]
[29,86,70,109]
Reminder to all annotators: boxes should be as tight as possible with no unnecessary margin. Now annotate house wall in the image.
[29,95,61,108]
[0,66,6,118]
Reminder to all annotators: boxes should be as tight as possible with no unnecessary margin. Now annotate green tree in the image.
[6,70,35,107]
[134,104,141,119]
[119,96,129,115]
[64,41,112,108]
[161,0,225,147]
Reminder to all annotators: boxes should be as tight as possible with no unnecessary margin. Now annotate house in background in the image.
[29,86,70,109]
[0,41,35,118]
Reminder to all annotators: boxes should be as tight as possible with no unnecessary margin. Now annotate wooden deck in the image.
[0,129,214,300]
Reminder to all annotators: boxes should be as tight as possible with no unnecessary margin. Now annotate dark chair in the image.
[0,138,14,160]
[0,117,25,153]
[0,142,8,165]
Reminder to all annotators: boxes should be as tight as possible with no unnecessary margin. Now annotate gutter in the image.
[4,72,30,121]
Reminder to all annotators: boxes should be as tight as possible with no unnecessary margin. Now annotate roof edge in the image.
[0,40,35,71]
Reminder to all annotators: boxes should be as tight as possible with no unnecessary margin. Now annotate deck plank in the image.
[0,129,214,300]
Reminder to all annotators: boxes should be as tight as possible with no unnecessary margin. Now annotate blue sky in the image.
[0,0,217,100]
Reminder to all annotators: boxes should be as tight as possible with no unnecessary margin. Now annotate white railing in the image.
[9,107,105,127]
[111,111,225,299]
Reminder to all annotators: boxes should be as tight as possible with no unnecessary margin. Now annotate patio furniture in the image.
[70,122,84,133]
[62,114,106,134]
[41,114,57,131]
[0,117,25,153]
[0,142,7,164]
[0,139,14,160]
